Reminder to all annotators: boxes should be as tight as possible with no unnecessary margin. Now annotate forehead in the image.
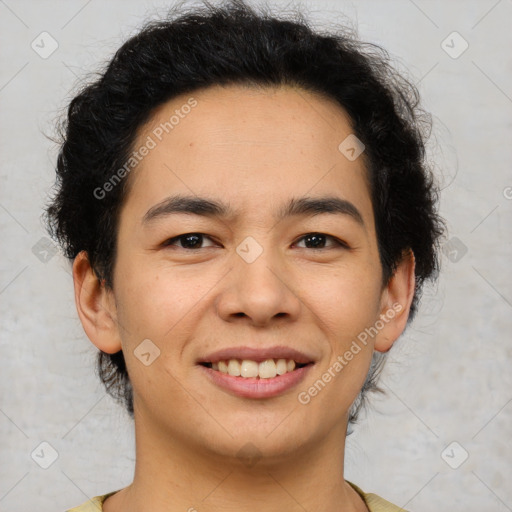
[121,84,373,226]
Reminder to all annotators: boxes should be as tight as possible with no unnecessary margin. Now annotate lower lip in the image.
[199,364,313,399]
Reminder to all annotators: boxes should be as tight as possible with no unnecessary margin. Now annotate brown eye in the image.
[163,233,217,249]
[294,233,348,250]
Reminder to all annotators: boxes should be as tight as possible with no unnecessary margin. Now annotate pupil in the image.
[183,234,201,248]
[305,234,325,248]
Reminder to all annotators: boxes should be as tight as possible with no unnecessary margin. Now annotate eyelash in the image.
[162,232,349,251]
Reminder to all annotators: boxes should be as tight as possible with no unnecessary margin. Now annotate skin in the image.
[73,84,415,512]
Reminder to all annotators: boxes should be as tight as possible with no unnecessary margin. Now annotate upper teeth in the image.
[213,359,297,379]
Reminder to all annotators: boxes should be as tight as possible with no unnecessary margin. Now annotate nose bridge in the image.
[216,232,301,325]
[235,232,287,299]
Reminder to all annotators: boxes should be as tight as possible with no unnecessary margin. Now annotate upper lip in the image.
[198,345,316,365]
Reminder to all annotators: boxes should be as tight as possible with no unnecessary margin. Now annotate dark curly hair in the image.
[43,0,445,429]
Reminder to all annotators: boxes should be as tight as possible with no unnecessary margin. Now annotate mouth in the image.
[199,358,311,379]
[197,346,315,399]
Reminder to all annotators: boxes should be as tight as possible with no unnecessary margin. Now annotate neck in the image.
[104,413,367,512]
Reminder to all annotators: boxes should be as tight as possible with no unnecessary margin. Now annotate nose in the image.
[215,244,302,327]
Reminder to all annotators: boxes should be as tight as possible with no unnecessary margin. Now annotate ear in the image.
[374,249,416,353]
[72,250,122,354]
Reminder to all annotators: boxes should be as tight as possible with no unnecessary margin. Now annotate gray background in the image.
[1,0,511,511]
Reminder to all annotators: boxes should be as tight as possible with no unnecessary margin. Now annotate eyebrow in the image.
[142,194,365,227]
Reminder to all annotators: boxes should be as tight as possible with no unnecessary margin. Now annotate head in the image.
[44,0,444,452]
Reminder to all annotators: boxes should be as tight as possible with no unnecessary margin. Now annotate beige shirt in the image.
[66,481,409,512]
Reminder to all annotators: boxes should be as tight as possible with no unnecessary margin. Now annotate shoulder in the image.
[66,490,120,512]
[346,480,410,512]
[68,484,407,512]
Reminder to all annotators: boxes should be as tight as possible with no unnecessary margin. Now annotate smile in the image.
[200,358,309,379]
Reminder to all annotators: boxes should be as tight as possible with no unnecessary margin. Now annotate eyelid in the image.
[163,232,350,250]
[293,233,349,250]
[162,233,218,249]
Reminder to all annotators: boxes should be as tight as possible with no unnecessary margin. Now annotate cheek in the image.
[301,277,379,416]
[111,265,203,405]
[115,262,208,340]
[307,265,382,335]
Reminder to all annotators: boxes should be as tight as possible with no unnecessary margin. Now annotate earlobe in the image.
[374,249,416,352]
[72,250,122,354]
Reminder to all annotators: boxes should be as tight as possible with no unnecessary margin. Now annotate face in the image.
[91,84,410,463]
